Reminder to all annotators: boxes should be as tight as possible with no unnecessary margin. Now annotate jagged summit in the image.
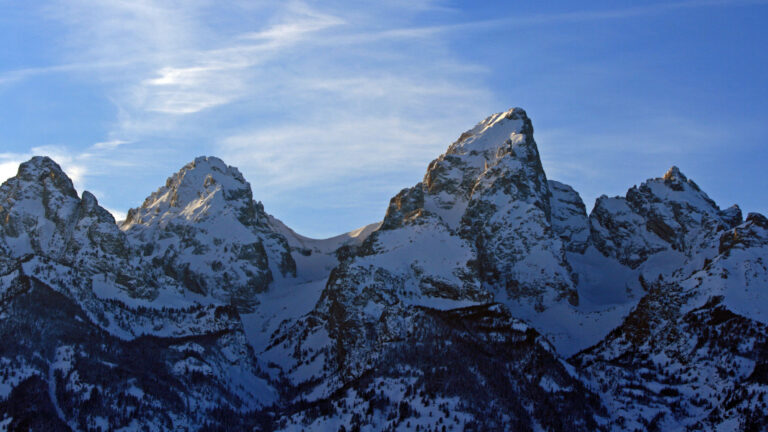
[636,165,716,210]
[8,155,78,198]
[120,156,296,310]
[447,107,532,156]
[120,154,271,235]
[747,211,768,226]
[373,106,571,311]
[18,154,66,174]
[549,180,590,253]
[419,106,549,225]
[663,165,685,181]
[0,156,131,277]
[123,155,254,227]
[658,165,709,195]
[590,165,740,268]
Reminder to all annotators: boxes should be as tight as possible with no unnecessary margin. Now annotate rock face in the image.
[454,110,577,309]
[276,304,606,431]
[1,108,766,431]
[0,157,129,273]
[589,166,740,268]
[0,275,275,431]
[549,180,590,253]
[120,156,296,311]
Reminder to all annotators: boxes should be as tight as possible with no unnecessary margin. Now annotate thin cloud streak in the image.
[0,60,139,86]
[92,140,130,150]
[3,0,761,113]
[31,0,494,194]
[7,0,762,87]
[310,0,768,45]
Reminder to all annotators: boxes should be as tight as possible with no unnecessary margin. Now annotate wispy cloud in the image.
[297,0,768,45]
[92,139,130,150]
[239,3,344,44]
[21,0,494,190]
[37,0,351,119]
[0,160,22,186]
[4,0,759,120]
[0,61,125,86]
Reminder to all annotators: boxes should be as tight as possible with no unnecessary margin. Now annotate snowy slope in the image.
[572,209,768,431]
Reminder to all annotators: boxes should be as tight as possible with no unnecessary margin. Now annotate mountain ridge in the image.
[0,108,765,431]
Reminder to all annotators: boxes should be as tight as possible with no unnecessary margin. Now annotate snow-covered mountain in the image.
[120,156,296,311]
[0,157,131,276]
[0,157,277,430]
[0,109,765,431]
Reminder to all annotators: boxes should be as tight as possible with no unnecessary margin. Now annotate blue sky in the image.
[1,0,766,238]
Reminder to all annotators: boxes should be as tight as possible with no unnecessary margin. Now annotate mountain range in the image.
[0,108,765,431]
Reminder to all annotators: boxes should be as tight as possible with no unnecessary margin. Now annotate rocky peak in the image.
[120,156,295,310]
[746,211,768,227]
[79,190,116,223]
[124,156,258,228]
[0,156,80,249]
[418,107,551,226]
[381,108,575,311]
[451,109,572,308]
[718,211,768,254]
[14,156,78,198]
[0,156,80,231]
[662,165,685,181]
[720,204,743,227]
[0,156,132,279]
[591,166,734,267]
[630,166,714,210]
[447,107,532,156]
